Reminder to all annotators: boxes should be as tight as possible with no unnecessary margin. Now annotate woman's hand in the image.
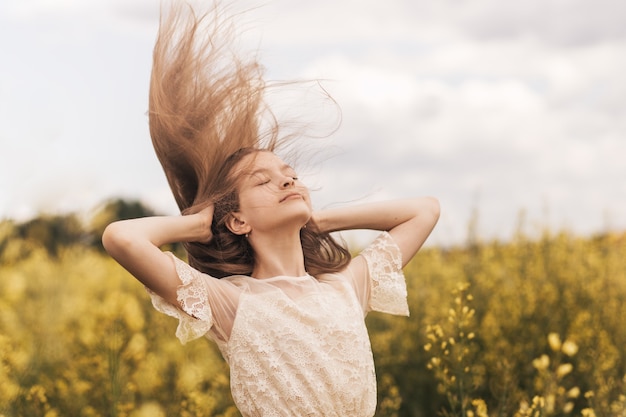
[194,203,215,244]
[305,213,321,234]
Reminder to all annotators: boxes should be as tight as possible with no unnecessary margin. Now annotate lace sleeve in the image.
[146,252,213,345]
[360,232,410,316]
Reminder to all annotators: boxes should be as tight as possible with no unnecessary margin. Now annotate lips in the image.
[280,192,303,202]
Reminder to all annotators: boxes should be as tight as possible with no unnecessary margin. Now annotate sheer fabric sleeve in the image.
[351,232,410,316]
[146,252,239,345]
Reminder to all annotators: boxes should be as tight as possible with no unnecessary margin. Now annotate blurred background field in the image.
[0,199,624,417]
[2,1,625,415]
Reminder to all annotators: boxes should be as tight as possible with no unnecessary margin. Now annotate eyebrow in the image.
[247,164,295,178]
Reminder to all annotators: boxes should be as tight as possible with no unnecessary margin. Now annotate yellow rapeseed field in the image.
[1,219,624,416]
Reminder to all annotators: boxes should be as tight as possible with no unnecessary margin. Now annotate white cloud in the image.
[457,0,626,45]
[1,0,625,244]
[284,23,626,242]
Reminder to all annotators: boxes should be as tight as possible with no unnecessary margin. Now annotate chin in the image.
[291,206,313,229]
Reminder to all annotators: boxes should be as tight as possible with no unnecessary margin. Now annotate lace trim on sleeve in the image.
[146,252,213,344]
[361,232,410,316]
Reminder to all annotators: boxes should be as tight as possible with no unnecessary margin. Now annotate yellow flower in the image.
[545,394,556,413]
[130,402,166,417]
[532,354,550,371]
[531,395,545,408]
[122,295,146,332]
[567,386,580,399]
[548,333,562,352]
[471,398,489,417]
[556,363,574,378]
[561,340,579,357]
[581,408,597,417]
[124,333,148,361]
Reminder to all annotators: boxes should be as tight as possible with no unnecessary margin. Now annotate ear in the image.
[225,212,252,236]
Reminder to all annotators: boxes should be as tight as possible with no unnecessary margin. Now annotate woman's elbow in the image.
[432,197,441,220]
[102,222,133,258]
[420,196,441,222]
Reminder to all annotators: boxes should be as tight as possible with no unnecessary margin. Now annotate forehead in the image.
[238,151,291,174]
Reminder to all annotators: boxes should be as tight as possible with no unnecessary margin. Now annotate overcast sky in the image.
[1,0,625,246]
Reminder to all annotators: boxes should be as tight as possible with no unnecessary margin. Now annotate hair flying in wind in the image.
[147,2,350,277]
[149,2,278,214]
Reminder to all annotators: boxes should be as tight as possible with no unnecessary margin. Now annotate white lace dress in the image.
[148,232,409,417]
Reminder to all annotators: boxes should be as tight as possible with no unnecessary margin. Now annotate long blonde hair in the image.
[148,3,350,277]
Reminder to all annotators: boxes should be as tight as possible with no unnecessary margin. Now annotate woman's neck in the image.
[249,230,307,278]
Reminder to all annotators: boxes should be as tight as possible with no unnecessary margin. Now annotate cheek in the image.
[302,189,313,207]
[235,189,255,212]
[238,188,273,212]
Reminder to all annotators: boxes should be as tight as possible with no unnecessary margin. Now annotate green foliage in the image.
[88,199,157,251]
[0,214,86,260]
[0,199,168,263]
[0,203,625,416]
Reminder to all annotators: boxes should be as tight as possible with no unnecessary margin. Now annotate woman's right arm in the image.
[101,206,214,306]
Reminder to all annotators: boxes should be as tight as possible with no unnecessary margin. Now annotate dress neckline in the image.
[254,274,312,282]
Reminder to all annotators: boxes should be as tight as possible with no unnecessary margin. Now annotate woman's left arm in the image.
[312,197,440,267]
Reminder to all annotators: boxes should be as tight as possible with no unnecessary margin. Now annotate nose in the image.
[281,177,295,188]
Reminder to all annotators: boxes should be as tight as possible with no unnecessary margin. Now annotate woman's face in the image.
[231,151,312,235]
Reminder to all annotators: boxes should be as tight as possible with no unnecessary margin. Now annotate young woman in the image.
[102,3,439,416]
